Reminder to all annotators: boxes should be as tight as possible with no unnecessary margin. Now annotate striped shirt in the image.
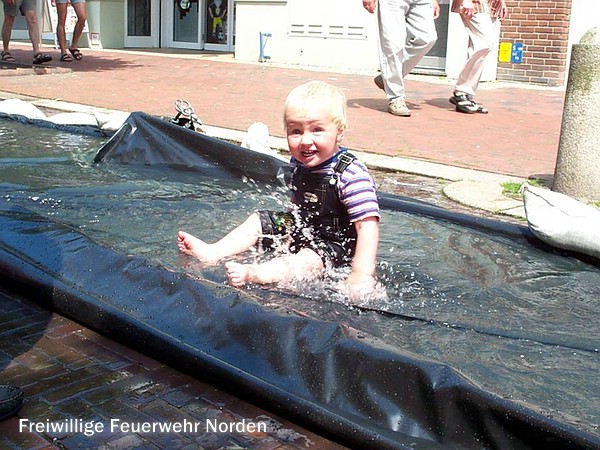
[451,0,505,18]
[290,149,380,223]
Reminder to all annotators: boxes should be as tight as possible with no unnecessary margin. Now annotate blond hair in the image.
[283,80,348,133]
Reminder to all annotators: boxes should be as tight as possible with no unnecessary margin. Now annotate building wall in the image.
[497,0,572,86]
[89,0,126,49]
[234,0,380,72]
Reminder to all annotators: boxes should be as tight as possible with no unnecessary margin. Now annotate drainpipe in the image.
[259,32,271,62]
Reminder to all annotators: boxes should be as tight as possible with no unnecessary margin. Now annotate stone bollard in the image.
[553,28,600,203]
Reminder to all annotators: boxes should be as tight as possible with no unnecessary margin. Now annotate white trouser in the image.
[455,12,498,96]
[377,0,438,100]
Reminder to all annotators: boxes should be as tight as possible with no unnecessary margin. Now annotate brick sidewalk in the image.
[0,290,347,449]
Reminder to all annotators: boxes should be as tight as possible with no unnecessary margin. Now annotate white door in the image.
[125,0,160,47]
[165,0,205,49]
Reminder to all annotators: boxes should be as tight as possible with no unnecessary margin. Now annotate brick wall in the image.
[497,0,572,86]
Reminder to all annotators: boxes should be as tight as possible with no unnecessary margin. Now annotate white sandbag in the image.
[45,112,99,127]
[523,184,600,259]
[94,111,131,132]
[0,99,46,120]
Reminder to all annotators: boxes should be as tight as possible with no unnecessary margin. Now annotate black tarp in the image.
[94,112,288,184]
[1,112,598,449]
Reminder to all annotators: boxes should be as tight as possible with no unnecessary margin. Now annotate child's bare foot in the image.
[177,231,221,264]
[225,261,253,287]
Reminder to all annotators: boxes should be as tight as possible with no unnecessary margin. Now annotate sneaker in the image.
[449,92,477,114]
[374,74,384,90]
[388,97,411,117]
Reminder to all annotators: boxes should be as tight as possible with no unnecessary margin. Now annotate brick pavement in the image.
[0,43,566,180]
[0,289,347,449]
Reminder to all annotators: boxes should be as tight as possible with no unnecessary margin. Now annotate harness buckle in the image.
[329,152,356,186]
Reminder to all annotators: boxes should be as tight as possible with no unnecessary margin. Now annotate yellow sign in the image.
[498,42,512,63]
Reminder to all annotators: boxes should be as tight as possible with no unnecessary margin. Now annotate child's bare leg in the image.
[225,248,323,287]
[178,212,262,263]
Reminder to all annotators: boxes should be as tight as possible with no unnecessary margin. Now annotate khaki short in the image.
[4,0,36,17]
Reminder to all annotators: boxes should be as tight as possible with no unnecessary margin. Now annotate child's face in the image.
[285,103,343,168]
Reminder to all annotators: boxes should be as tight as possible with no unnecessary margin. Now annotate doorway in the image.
[164,0,234,51]
[416,0,450,73]
[125,0,160,47]
[204,0,233,51]
[169,0,204,49]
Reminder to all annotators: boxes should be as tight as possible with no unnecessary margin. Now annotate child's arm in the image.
[347,216,379,290]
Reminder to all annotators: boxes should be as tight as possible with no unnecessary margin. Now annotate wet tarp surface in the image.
[1,113,598,449]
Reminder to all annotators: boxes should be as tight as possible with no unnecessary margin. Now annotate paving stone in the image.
[53,397,100,422]
[0,418,52,449]
[15,396,61,422]
[67,337,136,371]
[43,342,97,372]
[104,434,150,450]
[83,372,159,406]
[7,347,56,372]
[43,320,87,339]
[40,369,128,404]
[181,397,214,420]
[118,370,193,411]
[141,398,199,425]
[18,362,72,389]
[159,386,199,408]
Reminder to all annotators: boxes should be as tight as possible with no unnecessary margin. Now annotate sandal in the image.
[1,51,15,62]
[68,48,83,60]
[449,92,477,114]
[33,53,52,65]
[60,53,73,62]
[470,101,489,114]
[466,94,489,114]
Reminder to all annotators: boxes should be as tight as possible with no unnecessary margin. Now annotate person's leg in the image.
[225,247,324,287]
[56,2,69,56]
[377,0,409,100]
[454,13,496,96]
[69,1,87,50]
[403,0,438,77]
[2,14,16,53]
[178,212,263,264]
[22,9,41,56]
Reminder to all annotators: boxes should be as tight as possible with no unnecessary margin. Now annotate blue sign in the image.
[511,42,524,64]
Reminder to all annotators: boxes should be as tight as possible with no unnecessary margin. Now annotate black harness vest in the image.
[289,152,358,252]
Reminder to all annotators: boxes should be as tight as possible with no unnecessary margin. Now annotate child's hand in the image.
[458,0,475,18]
[345,272,376,301]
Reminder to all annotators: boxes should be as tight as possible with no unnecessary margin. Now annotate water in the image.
[1,119,599,436]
